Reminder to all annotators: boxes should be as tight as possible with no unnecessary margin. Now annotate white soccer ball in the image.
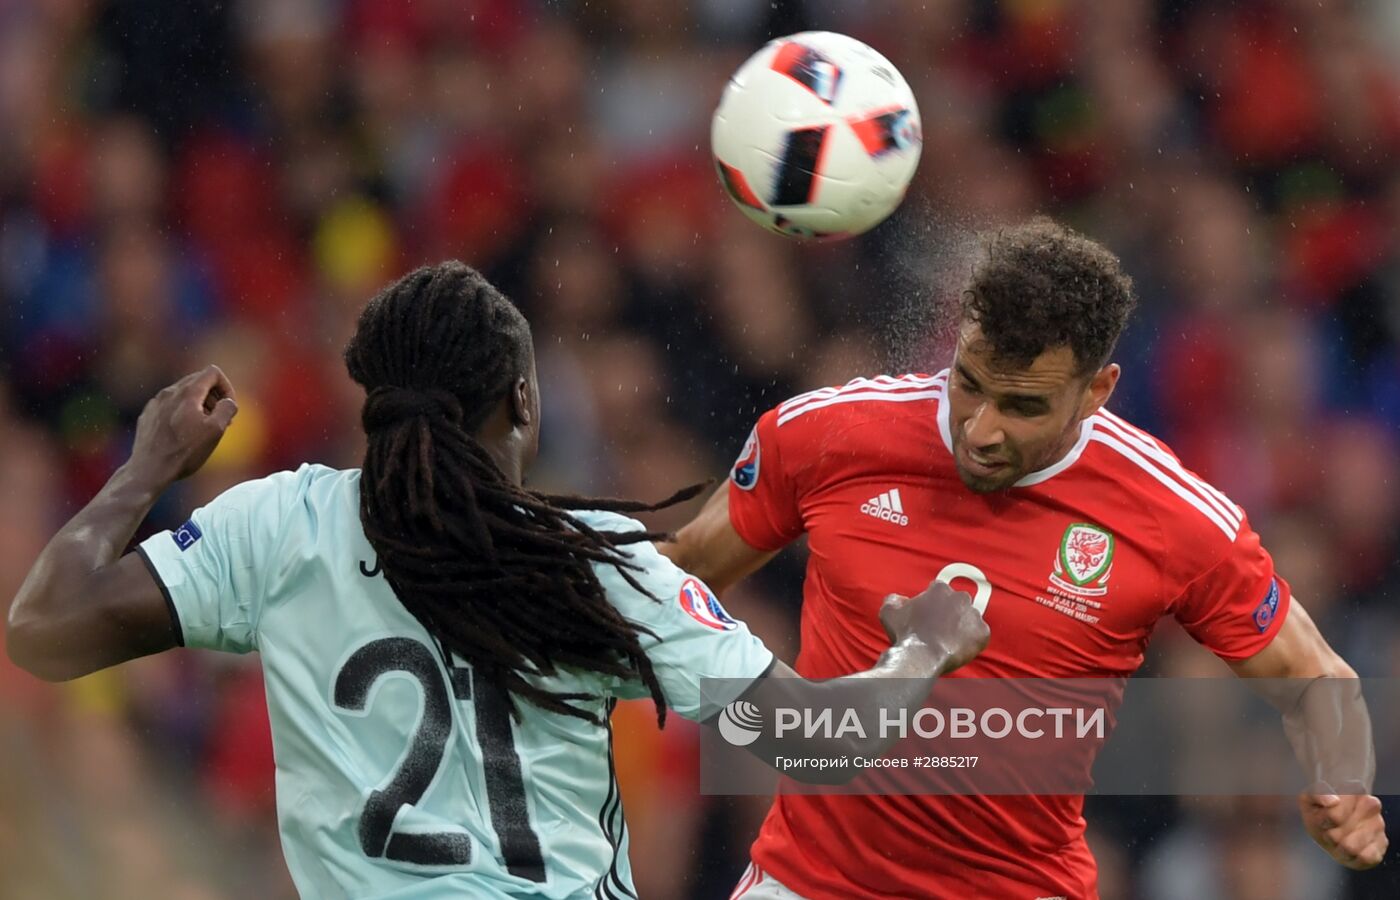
[711,31,922,240]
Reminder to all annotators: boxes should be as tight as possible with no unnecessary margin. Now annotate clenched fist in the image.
[1300,790,1387,870]
[880,580,990,675]
[128,365,239,487]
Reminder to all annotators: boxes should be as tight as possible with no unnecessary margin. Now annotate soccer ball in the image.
[711,31,922,240]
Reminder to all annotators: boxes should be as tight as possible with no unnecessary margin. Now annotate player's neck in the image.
[1041,417,1089,470]
[473,402,527,486]
[474,437,524,486]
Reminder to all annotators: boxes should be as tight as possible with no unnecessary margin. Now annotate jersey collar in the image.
[936,373,1094,488]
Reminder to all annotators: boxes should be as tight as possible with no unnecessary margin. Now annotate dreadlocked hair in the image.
[344,261,702,728]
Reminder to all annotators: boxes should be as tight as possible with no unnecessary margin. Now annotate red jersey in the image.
[728,372,1291,900]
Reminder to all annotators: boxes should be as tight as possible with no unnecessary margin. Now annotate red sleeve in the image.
[726,405,806,552]
[1171,517,1292,662]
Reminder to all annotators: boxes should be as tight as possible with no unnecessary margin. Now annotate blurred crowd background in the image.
[2,0,1399,897]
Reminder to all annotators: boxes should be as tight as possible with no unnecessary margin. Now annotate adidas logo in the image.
[860,488,909,527]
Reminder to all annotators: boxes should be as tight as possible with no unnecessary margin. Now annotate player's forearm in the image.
[825,640,950,757]
[1278,673,1376,794]
[1233,602,1376,793]
[743,638,951,783]
[7,463,167,677]
[661,486,775,594]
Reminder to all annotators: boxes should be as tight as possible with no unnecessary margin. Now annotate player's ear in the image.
[1080,363,1119,418]
[510,375,533,427]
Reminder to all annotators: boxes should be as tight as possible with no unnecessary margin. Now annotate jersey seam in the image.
[765,413,802,542]
[1132,466,1171,611]
[729,512,793,555]
[250,467,310,648]
[1160,512,1233,617]
[1164,541,1274,658]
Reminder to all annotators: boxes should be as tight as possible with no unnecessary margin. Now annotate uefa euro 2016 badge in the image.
[731,427,760,491]
[678,578,739,631]
[172,519,203,551]
[1253,579,1281,633]
[1050,523,1115,598]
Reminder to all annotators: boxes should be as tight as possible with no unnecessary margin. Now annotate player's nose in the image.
[963,404,1005,448]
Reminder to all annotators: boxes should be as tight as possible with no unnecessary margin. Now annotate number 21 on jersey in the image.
[333,637,545,880]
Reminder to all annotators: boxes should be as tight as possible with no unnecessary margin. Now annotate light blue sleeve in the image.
[137,468,310,654]
[578,512,776,722]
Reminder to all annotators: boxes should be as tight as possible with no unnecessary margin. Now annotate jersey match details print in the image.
[1040,524,1116,626]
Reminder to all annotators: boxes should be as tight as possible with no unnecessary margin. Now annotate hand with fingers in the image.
[1299,788,1388,870]
[879,580,990,675]
[127,365,240,487]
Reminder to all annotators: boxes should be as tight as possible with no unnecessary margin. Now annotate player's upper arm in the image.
[1228,598,1355,679]
[662,404,814,592]
[137,467,310,654]
[6,551,182,681]
[1171,512,1293,663]
[661,486,776,595]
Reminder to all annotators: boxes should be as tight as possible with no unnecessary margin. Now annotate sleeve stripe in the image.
[779,373,946,408]
[777,387,944,427]
[1100,410,1243,519]
[777,373,946,418]
[135,544,185,647]
[1088,431,1239,540]
[1097,409,1168,451]
[1091,414,1242,529]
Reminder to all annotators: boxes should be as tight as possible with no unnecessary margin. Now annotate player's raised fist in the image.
[1300,790,1388,870]
[129,365,239,485]
[880,582,990,675]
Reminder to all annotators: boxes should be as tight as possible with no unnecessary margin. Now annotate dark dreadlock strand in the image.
[345,261,699,728]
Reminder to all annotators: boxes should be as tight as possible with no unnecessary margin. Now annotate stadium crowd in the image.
[1,0,1398,897]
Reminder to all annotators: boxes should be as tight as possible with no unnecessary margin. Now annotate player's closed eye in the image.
[1002,401,1048,418]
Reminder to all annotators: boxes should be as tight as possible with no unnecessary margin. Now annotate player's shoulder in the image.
[208,462,336,507]
[569,510,681,604]
[768,371,947,436]
[569,508,648,534]
[1083,409,1246,545]
[297,462,359,501]
[568,509,666,566]
[751,373,947,488]
[252,462,355,504]
[209,464,356,534]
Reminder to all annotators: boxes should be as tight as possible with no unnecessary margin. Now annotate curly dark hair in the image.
[961,217,1137,375]
[344,262,700,729]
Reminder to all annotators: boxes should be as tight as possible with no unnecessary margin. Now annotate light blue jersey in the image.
[138,464,774,899]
